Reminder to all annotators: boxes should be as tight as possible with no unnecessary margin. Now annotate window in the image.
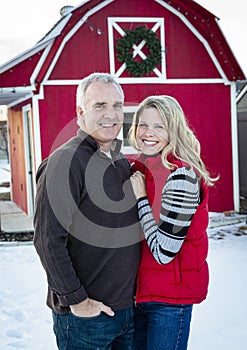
[120,106,138,155]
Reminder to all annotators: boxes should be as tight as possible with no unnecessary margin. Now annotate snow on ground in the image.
[0,161,10,194]
[189,225,247,350]
[0,243,56,350]
[1,223,247,350]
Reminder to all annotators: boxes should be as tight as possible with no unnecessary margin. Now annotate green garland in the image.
[116,26,162,77]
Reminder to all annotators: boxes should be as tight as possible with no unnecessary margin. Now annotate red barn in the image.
[0,0,245,215]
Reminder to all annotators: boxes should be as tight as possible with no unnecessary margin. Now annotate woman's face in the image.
[136,107,169,156]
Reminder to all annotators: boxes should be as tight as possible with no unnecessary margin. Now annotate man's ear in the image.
[76,106,84,118]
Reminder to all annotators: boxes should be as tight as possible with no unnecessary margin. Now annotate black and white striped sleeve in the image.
[137,167,200,264]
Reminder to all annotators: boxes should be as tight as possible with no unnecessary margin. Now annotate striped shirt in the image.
[137,167,200,264]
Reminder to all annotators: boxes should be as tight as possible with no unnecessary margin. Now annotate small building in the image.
[0,0,245,215]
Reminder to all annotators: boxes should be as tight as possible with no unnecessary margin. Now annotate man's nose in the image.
[104,107,117,118]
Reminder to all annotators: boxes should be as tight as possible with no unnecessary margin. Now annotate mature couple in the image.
[34,73,216,350]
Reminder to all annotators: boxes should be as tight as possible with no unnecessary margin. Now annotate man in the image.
[33,73,140,349]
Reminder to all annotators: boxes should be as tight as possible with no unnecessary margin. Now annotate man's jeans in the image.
[52,307,134,350]
[133,302,193,350]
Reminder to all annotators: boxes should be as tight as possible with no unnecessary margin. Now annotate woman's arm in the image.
[132,167,200,264]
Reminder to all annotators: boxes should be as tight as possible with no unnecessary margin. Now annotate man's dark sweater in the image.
[33,130,140,314]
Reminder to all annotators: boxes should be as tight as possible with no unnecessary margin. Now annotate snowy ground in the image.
[1,223,247,350]
[0,160,10,194]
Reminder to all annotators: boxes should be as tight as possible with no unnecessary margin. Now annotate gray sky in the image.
[0,0,246,75]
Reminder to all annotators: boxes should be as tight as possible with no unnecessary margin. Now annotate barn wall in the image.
[35,0,236,212]
[49,0,220,80]
[38,85,78,159]
[38,82,233,212]
[0,51,44,87]
[124,83,233,212]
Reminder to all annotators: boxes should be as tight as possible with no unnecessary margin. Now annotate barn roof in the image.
[0,0,245,106]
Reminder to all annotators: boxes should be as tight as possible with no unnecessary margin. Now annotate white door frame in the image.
[22,104,35,216]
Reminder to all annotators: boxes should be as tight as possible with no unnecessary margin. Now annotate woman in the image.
[129,95,217,350]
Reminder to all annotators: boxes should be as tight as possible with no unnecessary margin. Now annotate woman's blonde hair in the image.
[129,95,218,186]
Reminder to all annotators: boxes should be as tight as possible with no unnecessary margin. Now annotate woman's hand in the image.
[130,171,146,200]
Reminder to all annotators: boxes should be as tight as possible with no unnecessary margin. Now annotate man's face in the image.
[77,82,124,151]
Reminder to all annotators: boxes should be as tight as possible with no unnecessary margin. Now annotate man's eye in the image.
[95,104,105,110]
[114,104,123,110]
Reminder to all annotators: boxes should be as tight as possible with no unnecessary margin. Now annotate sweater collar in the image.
[142,152,180,167]
[77,129,122,157]
[132,152,180,175]
[139,152,164,170]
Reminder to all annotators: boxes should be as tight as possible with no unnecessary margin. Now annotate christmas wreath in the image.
[116,26,162,77]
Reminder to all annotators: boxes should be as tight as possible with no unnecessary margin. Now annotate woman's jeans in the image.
[133,302,193,350]
[52,306,134,350]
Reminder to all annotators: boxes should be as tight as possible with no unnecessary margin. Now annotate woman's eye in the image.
[155,125,164,129]
[139,123,147,128]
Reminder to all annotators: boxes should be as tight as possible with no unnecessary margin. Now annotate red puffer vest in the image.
[132,153,209,305]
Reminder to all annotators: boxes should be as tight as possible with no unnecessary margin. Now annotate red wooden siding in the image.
[0,51,44,87]
[49,0,220,80]
[166,15,220,78]
[38,82,233,212]
[39,85,78,158]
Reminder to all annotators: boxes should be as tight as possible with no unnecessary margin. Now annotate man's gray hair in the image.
[76,72,124,109]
